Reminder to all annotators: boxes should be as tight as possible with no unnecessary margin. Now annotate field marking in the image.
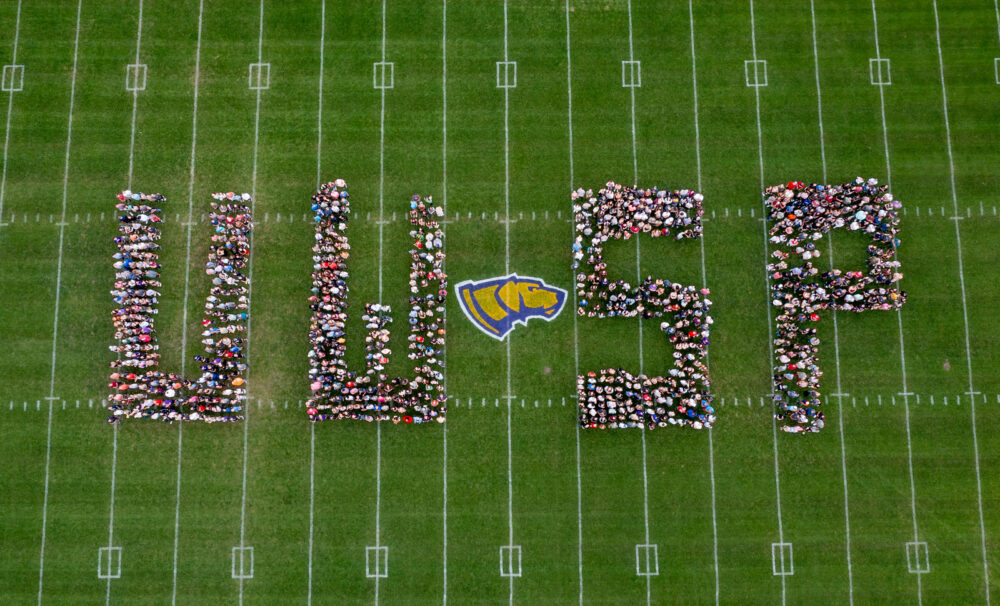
[0,0,23,238]
[870,1,924,600]
[97,546,122,579]
[807,1,854,602]
[564,4,584,603]
[687,4,720,603]
[623,4,653,605]
[746,1,786,603]
[126,0,144,188]
[931,4,990,601]
[105,3,145,601]
[103,424,120,602]
[372,0,389,603]
[500,4,517,605]
[441,1,449,603]
[171,0,207,596]
[39,2,84,603]
[237,0,267,603]
[307,2,325,602]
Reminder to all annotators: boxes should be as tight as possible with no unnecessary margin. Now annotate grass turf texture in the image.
[0,0,999,603]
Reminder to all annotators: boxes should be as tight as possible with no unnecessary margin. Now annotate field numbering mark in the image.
[635,544,659,576]
[744,59,767,87]
[231,546,254,579]
[496,60,517,89]
[97,546,122,579]
[869,57,891,86]
[366,546,389,578]
[2,64,24,92]
[373,61,394,89]
[500,545,522,578]
[771,542,794,576]
[248,62,270,90]
[125,63,147,91]
[905,541,930,574]
[621,60,641,88]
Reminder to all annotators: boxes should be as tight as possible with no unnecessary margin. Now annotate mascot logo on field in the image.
[456,274,567,340]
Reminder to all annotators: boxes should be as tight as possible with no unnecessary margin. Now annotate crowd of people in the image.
[106,191,253,423]
[766,178,906,434]
[571,182,715,430]
[305,180,448,424]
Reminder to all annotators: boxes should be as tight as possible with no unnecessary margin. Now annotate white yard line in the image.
[237,0,266,602]
[307,2,325,603]
[501,4,516,604]
[0,0,23,237]
[105,4,145,602]
[623,4,652,603]
[686,3,719,603]
[171,0,206,601]
[931,4,990,602]
[126,0,144,189]
[38,3,84,603]
[746,1,786,603]
[807,1,854,602]
[564,2,584,604]
[994,0,1000,47]
[869,1,922,601]
[374,1,388,603]
[441,1,449,603]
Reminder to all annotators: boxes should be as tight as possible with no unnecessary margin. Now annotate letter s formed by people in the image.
[572,182,714,432]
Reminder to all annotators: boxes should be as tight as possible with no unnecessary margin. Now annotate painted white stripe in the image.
[307,2,326,604]
[500,4,517,605]
[0,0,23,237]
[564,2,584,603]
[931,4,990,602]
[374,1,388,604]
[39,3,84,603]
[624,4,652,605]
[441,1,449,603]
[171,1,206,602]
[237,0,266,603]
[746,1,786,603]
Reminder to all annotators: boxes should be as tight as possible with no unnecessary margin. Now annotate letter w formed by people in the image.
[572,182,715,431]
[107,191,253,423]
[306,181,447,425]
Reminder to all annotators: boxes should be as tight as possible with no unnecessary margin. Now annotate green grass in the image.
[1,0,999,604]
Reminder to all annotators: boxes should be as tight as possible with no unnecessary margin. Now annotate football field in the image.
[1,0,1000,603]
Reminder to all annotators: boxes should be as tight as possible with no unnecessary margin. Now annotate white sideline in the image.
[931,4,990,602]
[745,1,786,604]
[807,1,854,602]
[172,1,206,602]
[237,0,266,603]
[564,2,584,603]
[39,2,84,603]
[623,4,653,605]
[307,1,326,603]
[686,3,720,603]
[0,0,23,238]
[870,1,923,602]
[441,1,449,603]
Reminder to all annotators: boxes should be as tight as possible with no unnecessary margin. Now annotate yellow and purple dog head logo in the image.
[456,274,567,340]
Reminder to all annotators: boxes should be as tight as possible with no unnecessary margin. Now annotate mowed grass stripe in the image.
[505,2,579,603]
